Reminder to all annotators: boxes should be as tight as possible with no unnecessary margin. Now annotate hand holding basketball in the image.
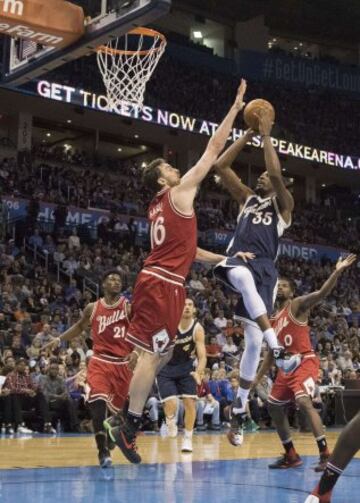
[243,99,275,132]
[256,109,274,136]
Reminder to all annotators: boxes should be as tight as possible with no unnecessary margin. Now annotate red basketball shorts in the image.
[86,355,132,413]
[268,356,320,405]
[126,269,186,354]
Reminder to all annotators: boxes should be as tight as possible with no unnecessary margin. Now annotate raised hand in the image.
[335,253,357,273]
[233,79,247,111]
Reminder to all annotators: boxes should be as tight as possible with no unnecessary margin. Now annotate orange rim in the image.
[97,27,166,56]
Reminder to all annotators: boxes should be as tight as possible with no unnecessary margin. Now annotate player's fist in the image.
[190,371,202,385]
[126,350,140,371]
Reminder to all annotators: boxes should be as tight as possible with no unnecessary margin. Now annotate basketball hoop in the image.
[96,27,166,110]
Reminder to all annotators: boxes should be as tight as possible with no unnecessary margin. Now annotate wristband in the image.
[261,134,270,139]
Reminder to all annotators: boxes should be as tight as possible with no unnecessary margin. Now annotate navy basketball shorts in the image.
[214,256,278,324]
[157,361,197,401]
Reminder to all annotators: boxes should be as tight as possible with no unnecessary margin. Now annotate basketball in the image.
[243,99,275,131]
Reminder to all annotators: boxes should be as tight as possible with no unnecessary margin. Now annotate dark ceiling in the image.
[175,0,360,45]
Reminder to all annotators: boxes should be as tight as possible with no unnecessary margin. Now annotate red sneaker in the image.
[268,452,303,469]
[304,484,332,503]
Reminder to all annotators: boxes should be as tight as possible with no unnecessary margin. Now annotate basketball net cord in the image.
[97,30,166,109]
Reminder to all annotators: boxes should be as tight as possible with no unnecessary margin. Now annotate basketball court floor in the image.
[1,430,358,502]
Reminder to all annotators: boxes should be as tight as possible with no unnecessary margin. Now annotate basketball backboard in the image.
[0,0,171,86]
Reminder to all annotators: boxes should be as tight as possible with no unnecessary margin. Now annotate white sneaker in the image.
[227,426,244,446]
[17,425,33,434]
[166,417,178,438]
[304,497,319,503]
[181,436,193,453]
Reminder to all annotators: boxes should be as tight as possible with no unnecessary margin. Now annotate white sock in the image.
[236,387,250,410]
[263,328,279,350]
[184,429,193,438]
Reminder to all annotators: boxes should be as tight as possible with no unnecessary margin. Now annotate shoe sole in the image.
[268,460,303,469]
[100,458,112,469]
[314,465,327,472]
[226,431,243,447]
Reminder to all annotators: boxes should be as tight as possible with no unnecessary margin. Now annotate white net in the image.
[97,27,166,109]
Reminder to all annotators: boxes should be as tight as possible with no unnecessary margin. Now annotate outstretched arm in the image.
[195,247,225,264]
[292,254,357,319]
[42,302,94,351]
[171,80,247,214]
[214,129,255,205]
[258,112,294,224]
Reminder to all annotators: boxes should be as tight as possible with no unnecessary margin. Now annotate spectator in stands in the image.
[3,358,54,433]
[63,254,79,276]
[34,323,54,347]
[42,235,56,255]
[10,335,27,359]
[214,310,227,330]
[337,351,354,371]
[53,203,68,235]
[40,361,80,432]
[28,229,43,249]
[206,336,222,369]
[68,228,81,251]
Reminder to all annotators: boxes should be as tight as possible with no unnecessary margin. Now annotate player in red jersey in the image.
[105,80,248,464]
[305,411,360,503]
[44,270,135,468]
[254,254,356,472]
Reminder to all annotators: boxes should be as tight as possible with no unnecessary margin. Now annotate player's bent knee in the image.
[268,401,285,417]
[296,395,313,411]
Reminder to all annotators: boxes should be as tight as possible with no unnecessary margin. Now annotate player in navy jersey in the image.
[157,298,206,453]
[214,109,299,446]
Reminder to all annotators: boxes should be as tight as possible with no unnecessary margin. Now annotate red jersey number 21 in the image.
[150,216,166,249]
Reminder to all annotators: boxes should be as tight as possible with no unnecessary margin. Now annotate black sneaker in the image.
[105,421,141,464]
[98,449,112,468]
[268,453,303,469]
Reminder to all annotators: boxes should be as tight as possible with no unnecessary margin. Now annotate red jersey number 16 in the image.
[150,216,166,249]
